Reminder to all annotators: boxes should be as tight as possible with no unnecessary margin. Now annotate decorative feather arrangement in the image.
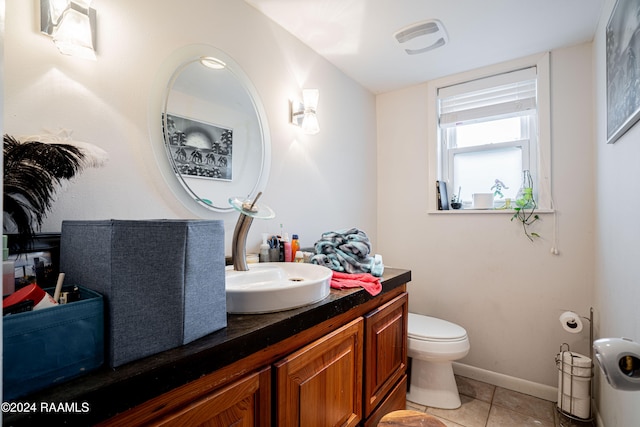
[3,132,108,246]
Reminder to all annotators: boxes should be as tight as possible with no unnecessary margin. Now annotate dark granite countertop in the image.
[3,267,411,426]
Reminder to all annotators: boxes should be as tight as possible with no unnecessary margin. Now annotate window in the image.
[428,53,551,211]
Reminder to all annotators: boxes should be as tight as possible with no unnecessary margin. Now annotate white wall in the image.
[593,1,640,426]
[377,42,596,391]
[4,0,377,254]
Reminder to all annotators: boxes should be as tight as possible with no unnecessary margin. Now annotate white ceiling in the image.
[245,0,605,94]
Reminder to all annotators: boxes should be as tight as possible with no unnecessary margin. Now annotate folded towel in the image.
[312,228,381,275]
[330,271,382,296]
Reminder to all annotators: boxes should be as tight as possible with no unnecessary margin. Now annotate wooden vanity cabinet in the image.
[275,317,364,426]
[102,286,409,427]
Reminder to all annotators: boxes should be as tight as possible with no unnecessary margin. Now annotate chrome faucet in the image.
[230,192,274,271]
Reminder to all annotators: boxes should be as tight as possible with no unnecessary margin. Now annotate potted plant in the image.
[450,186,462,209]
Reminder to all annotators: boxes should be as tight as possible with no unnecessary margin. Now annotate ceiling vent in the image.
[393,19,448,55]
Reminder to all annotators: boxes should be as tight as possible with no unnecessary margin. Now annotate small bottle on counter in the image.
[291,234,300,263]
[3,235,14,295]
[283,233,292,262]
[3,260,14,295]
[294,251,305,263]
[259,233,270,262]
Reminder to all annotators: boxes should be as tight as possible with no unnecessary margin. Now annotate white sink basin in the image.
[225,263,332,314]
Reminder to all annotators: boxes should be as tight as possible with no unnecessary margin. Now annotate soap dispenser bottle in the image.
[259,233,270,263]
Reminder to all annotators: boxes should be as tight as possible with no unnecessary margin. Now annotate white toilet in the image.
[407,313,470,409]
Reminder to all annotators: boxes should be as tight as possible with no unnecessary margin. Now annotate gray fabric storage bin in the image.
[60,219,226,367]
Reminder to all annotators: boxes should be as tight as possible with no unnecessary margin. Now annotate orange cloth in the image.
[330,271,382,296]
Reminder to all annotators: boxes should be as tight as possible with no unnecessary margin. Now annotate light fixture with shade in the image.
[290,89,320,135]
[40,0,97,60]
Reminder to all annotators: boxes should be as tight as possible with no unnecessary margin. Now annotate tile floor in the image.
[406,375,595,427]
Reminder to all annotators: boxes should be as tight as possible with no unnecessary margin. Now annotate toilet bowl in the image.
[406,313,470,409]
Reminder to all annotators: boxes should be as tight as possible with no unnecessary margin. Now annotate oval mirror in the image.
[150,45,270,214]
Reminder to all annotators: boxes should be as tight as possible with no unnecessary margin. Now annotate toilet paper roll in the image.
[558,371,591,399]
[557,393,590,419]
[559,311,583,333]
[557,351,592,377]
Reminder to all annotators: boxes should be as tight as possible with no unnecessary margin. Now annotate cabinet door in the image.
[153,367,271,427]
[275,317,363,427]
[363,292,408,416]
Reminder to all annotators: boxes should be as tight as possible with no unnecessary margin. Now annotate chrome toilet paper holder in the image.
[556,307,594,423]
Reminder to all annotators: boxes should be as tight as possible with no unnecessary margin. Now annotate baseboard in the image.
[452,362,558,402]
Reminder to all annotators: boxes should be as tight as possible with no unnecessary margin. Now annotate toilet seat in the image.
[408,313,467,342]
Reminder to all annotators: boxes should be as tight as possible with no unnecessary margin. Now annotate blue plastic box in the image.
[3,286,104,400]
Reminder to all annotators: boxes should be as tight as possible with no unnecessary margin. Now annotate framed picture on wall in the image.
[606,0,640,144]
[163,113,233,181]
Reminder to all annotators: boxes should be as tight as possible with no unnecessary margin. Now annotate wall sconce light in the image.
[40,0,97,60]
[290,89,320,135]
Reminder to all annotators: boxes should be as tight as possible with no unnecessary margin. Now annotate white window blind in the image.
[438,67,537,128]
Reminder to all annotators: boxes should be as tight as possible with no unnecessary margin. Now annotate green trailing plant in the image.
[3,133,107,248]
[510,171,540,241]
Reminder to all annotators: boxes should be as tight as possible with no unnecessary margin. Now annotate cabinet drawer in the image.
[100,367,271,427]
[153,367,271,426]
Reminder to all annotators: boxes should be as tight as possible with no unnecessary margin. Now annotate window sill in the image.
[428,208,555,215]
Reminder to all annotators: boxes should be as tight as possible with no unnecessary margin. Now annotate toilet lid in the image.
[408,313,468,341]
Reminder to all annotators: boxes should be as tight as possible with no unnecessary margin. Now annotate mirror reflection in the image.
[162,51,268,212]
